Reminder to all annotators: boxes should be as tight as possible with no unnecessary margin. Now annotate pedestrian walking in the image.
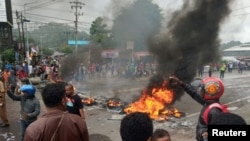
[238,62,244,74]
[7,84,40,141]
[219,63,226,79]
[8,69,17,92]
[198,66,204,77]
[24,83,89,141]
[208,64,212,77]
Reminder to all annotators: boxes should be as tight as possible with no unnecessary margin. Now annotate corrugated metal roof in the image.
[224,44,250,51]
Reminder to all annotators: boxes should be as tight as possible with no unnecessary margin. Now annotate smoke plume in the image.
[146,0,232,101]
[148,0,231,83]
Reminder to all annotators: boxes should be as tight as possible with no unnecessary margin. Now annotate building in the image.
[0,0,13,53]
[222,44,250,62]
[222,44,250,70]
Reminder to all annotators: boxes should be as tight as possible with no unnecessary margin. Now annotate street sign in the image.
[126,41,134,50]
[68,40,90,46]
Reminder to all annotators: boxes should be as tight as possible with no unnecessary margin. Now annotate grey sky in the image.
[11,0,250,43]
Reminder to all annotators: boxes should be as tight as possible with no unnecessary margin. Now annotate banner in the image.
[101,50,119,58]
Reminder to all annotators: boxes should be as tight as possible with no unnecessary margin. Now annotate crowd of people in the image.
[0,57,248,141]
[197,61,250,79]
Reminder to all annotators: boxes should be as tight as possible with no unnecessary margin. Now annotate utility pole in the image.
[16,11,26,62]
[70,0,84,51]
[16,11,22,61]
[23,3,31,66]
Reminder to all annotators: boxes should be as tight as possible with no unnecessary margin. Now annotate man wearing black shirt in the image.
[65,84,85,119]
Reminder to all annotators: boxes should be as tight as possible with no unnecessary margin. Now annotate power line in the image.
[26,12,74,22]
[27,6,72,14]
[21,12,91,25]
[25,0,60,11]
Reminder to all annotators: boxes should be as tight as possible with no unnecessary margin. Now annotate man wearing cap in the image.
[7,84,40,141]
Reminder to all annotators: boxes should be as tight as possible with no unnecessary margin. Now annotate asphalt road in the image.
[1,70,250,141]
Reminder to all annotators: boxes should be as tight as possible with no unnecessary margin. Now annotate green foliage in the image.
[111,0,163,51]
[42,47,54,56]
[1,49,15,63]
[220,41,242,50]
[27,36,36,44]
[29,22,89,49]
[90,17,111,47]
[59,44,73,54]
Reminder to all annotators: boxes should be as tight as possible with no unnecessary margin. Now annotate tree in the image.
[59,44,73,54]
[111,0,163,51]
[90,17,111,48]
[42,47,54,56]
[30,22,89,49]
[220,41,242,50]
[1,49,15,63]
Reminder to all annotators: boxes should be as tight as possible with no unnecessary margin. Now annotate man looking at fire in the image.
[65,83,85,119]
[169,76,226,141]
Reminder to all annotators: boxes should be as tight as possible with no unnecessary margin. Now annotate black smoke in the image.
[147,0,231,100]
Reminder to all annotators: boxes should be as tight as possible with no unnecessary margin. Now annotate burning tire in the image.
[106,97,127,114]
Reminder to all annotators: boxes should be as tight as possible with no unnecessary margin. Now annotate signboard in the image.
[134,51,150,57]
[0,0,7,22]
[101,50,119,58]
[68,40,90,46]
[126,41,134,50]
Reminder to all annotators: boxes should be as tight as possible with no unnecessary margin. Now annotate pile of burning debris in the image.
[77,77,186,121]
[77,93,128,114]
[77,91,197,130]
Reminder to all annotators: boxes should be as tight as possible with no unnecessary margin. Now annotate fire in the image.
[82,97,95,106]
[124,80,182,120]
[107,98,123,108]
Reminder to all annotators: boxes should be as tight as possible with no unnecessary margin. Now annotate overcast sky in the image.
[10,0,250,44]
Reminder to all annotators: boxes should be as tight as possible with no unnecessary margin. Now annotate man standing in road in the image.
[0,75,9,127]
[219,63,226,79]
[65,83,85,119]
[24,83,89,141]
[7,84,40,141]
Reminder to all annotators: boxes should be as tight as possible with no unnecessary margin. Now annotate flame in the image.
[82,97,95,105]
[107,99,123,108]
[124,80,181,120]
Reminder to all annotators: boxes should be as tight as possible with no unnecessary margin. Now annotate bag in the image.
[203,103,229,124]
[50,112,65,141]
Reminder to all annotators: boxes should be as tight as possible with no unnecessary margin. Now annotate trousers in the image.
[0,92,9,125]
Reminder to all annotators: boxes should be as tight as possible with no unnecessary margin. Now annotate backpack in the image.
[203,103,229,124]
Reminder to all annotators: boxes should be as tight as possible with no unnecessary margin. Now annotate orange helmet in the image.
[201,77,224,100]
